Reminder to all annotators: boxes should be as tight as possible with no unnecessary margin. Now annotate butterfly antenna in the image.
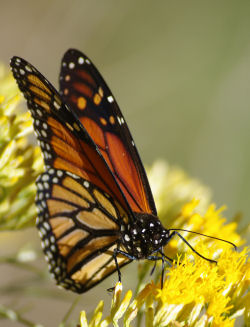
[172,232,218,264]
[169,228,237,250]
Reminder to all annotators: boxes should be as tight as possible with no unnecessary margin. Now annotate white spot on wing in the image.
[78,57,84,64]
[107,95,114,103]
[44,222,50,231]
[83,181,89,188]
[37,183,43,190]
[25,65,32,72]
[37,109,42,117]
[57,170,63,177]
[44,182,49,189]
[66,171,79,179]
[54,101,60,110]
[50,236,55,243]
[52,177,59,183]
[51,245,56,252]
[41,130,47,137]
[124,234,130,242]
[42,174,49,182]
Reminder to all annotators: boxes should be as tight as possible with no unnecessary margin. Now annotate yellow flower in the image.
[80,283,132,327]
[146,160,212,223]
[0,64,43,229]
[162,201,242,261]
[79,162,248,327]
[80,213,248,327]
[81,246,249,326]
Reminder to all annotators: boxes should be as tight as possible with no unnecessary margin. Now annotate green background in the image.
[1,1,249,326]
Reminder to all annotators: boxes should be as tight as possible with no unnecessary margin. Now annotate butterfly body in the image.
[121,213,169,259]
[10,49,171,293]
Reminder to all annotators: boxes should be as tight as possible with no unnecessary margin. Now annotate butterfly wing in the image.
[36,168,130,293]
[10,56,132,216]
[10,56,132,292]
[59,49,157,216]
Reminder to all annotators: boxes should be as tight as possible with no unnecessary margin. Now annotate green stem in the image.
[0,305,43,327]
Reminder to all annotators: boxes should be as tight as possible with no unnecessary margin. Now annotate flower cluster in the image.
[80,163,249,327]
[80,218,249,327]
[0,64,43,229]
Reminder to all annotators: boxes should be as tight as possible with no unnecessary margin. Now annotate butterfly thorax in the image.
[121,213,169,259]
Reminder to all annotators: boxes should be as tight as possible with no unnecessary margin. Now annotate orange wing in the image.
[59,49,157,215]
[10,56,132,292]
[10,56,132,216]
[36,168,130,293]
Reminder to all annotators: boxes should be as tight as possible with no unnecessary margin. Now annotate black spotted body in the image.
[121,213,170,259]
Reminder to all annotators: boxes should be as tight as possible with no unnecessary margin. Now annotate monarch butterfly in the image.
[10,49,235,293]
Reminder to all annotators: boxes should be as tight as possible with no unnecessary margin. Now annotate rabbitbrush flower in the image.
[80,210,248,327]
[0,64,43,229]
[79,163,249,327]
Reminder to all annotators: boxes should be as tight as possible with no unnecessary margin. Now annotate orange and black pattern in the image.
[59,49,157,215]
[10,56,132,214]
[36,168,130,292]
[10,51,163,293]
[10,55,134,292]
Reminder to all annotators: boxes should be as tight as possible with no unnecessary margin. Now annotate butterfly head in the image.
[121,213,169,259]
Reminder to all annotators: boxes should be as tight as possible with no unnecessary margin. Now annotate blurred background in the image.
[1,1,250,326]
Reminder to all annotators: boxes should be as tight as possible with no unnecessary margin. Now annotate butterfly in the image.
[10,49,235,293]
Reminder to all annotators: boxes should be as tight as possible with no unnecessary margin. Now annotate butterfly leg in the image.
[147,252,166,288]
[113,248,136,281]
[113,248,122,283]
[107,248,137,292]
[150,261,157,276]
[149,252,172,278]
[148,255,163,275]
[159,250,173,264]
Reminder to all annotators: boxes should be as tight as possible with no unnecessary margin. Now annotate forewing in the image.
[59,49,157,215]
[10,56,132,217]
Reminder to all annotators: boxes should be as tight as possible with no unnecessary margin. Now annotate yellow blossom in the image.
[0,64,43,229]
[146,161,212,224]
[80,240,248,326]
[79,179,248,327]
